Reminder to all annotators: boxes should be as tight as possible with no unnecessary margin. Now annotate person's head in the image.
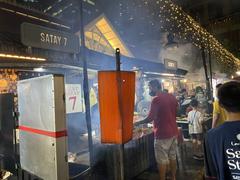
[215,83,222,98]
[163,89,169,93]
[180,88,187,98]
[196,86,203,93]
[218,81,240,113]
[181,88,186,93]
[148,79,162,97]
[190,99,198,109]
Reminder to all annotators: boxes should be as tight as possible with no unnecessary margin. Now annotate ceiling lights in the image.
[0,53,46,61]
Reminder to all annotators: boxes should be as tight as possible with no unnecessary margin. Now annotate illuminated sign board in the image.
[164,59,178,70]
[21,23,79,53]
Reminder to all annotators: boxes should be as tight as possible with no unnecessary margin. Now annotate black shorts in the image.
[190,133,203,141]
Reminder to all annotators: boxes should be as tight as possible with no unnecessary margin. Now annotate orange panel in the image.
[98,71,135,144]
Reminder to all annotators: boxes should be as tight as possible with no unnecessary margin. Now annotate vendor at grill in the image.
[135,79,178,180]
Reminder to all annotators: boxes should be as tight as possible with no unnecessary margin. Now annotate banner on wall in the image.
[65,84,83,114]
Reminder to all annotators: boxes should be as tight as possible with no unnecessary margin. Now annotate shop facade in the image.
[0,2,188,179]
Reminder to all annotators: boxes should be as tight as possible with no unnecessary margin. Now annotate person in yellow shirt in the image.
[212,84,227,128]
[90,87,97,107]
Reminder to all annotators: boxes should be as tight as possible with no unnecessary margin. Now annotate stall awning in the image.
[76,14,134,58]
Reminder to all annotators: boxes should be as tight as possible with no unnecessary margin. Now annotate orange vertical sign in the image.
[98,71,135,144]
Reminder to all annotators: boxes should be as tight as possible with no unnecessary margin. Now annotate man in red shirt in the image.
[135,79,178,180]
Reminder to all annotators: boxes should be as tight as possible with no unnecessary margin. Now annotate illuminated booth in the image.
[0,2,89,179]
[0,2,187,179]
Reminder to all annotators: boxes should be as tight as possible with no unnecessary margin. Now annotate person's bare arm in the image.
[212,113,219,128]
[135,98,158,126]
[134,117,152,126]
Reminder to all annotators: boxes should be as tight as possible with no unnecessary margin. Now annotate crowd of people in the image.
[176,86,209,117]
[135,79,240,180]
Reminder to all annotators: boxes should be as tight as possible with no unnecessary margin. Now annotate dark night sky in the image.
[14,0,240,67]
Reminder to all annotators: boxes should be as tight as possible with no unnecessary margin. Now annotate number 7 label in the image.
[65,84,82,113]
[69,96,76,110]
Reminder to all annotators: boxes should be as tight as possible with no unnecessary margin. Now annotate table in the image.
[176,117,212,139]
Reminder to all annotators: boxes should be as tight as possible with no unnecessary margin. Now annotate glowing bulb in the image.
[33,67,45,72]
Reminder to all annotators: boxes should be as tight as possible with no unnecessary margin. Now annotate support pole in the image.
[79,0,93,166]
[116,48,121,71]
[115,48,124,180]
[201,46,211,102]
[208,47,213,100]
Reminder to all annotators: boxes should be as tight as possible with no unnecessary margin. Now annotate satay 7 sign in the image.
[21,23,79,54]
[65,84,83,114]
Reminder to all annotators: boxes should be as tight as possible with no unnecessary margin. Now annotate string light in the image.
[115,0,239,71]
[152,0,240,70]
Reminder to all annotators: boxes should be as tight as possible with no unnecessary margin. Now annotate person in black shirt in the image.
[204,81,240,180]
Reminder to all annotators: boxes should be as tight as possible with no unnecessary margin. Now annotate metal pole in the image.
[116,143,124,180]
[115,48,124,180]
[201,46,211,101]
[116,48,121,71]
[208,46,213,100]
[79,0,93,166]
